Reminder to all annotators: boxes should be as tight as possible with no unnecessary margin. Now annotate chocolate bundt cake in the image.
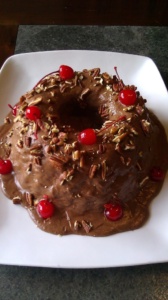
[0,65,167,236]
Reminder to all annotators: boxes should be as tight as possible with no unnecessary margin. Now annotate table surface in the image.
[0,25,168,300]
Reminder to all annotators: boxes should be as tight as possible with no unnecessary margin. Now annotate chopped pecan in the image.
[49,154,69,166]
[72,150,81,161]
[64,144,73,155]
[136,162,142,170]
[120,156,125,165]
[30,144,43,156]
[123,105,135,112]
[17,139,24,149]
[28,96,42,106]
[115,143,122,153]
[101,160,107,180]
[59,171,67,185]
[60,83,67,93]
[102,72,111,83]
[141,119,150,134]
[89,164,97,179]
[112,132,128,143]
[136,104,144,116]
[4,116,11,124]
[79,155,85,168]
[124,141,135,150]
[25,193,34,206]
[66,168,74,181]
[130,127,138,136]
[74,220,82,231]
[26,163,32,172]
[79,88,90,100]
[139,176,149,187]
[91,68,100,77]
[13,196,22,204]
[36,119,45,131]
[97,144,106,154]
[24,136,32,148]
[82,220,92,233]
[34,156,42,166]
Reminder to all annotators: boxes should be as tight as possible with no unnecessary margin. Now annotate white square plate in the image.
[0,50,168,268]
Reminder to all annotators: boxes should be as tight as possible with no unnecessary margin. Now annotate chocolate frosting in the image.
[0,67,168,236]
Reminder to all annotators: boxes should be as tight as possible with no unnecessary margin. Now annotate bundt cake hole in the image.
[58,99,103,131]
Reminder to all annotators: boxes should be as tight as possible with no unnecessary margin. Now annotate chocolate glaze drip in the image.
[0,68,168,236]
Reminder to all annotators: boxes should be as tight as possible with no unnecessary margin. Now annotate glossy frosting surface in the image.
[0,68,168,236]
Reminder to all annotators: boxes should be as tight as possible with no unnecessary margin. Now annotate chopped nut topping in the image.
[120,156,125,165]
[25,192,34,206]
[79,88,90,100]
[139,151,143,157]
[49,154,69,166]
[89,164,97,178]
[13,196,22,204]
[101,160,107,180]
[124,141,135,150]
[14,115,22,123]
[112,132,128,143]
[136,104,144,116]
[34,156,42,166]
[136,162,142,170]
[24,136,32,148]
[4,117,11,124]
[91,68,100,77]
[64,144,73,155]
[59,169,75,185]
[115,143,122,153]
[123,105,135,112]
[139,176,149,187]
[141,119,150,133]
[30,148,43,157]
[26,163,32,172]
[28,96,42,106]
[130,127,139,136]
[72,150,80,161]
[74,220,82,231]
[97,144,106,154]
[17,139,24,149]
[81,220,92,233]
[79,155,85,168]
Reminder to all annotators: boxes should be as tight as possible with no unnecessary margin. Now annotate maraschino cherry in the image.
[59,65,74,80]
[0,159,13,175]
[114,66,137,106]
[78,128,97,145]
[25,106,41,121]
[150,167,165,181]
[119,89,137,106]
[8,104,18,116]
[37,195,55,219]
[104,203,123,221]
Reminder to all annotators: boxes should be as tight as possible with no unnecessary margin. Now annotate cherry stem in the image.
[98,116,126,135]
[8,104,14,110]
[33,70,59,89]
[114,66,124,89]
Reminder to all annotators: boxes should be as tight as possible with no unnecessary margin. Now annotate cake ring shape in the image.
[0,65,168,236]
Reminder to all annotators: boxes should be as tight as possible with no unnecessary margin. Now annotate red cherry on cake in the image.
[119,89,137,106]
[0,159,13,175]
[114,67,137,106]
[8,104,18,116]
[150,167,165,181]
[59,65,74,80]
[37,198,55,219]
[25,106,41,121]
[104,203,123,221]
[78,128,97,145]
